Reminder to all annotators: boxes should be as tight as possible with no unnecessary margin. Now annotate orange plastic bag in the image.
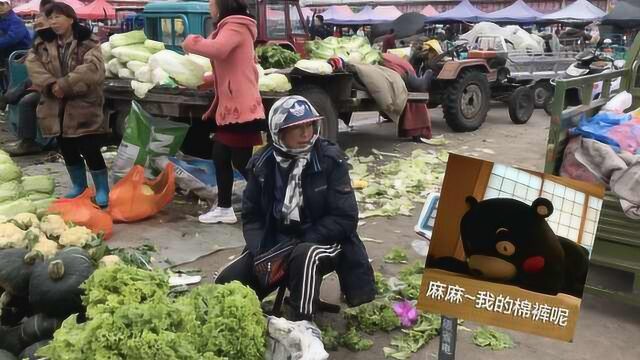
[108,163,176,223]
[48,190,114,239]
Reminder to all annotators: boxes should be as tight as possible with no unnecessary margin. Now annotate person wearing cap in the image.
[26,2,109,207]
[215,95,375,321]
[0,0,31,83]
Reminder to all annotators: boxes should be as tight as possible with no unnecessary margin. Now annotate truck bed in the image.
[506,51,577,82]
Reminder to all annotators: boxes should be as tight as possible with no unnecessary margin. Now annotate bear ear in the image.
[532,198,554,218]
[465,196,479,210]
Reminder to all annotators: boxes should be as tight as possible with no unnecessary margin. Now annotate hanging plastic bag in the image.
[108,163,176,223]
[48,193,113,240]
[111,101,189,182]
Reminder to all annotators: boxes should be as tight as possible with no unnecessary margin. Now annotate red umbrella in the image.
[76,0,116,21]
[14,0,84,16]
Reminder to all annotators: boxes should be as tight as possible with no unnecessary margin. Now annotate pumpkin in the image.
[0,326,21,355]
[0,293,32,328]
[0,350,16,360]
[28,247,95,318]
[18,340,49,360]
[0,249,34,296]
[19,314,60,350]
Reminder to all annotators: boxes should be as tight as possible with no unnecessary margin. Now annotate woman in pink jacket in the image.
[182,0,265,224]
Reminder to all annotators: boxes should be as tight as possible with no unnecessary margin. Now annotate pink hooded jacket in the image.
[182,15,265,126]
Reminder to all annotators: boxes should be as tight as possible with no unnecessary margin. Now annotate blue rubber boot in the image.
[65,164,88,198]
[90,169,110,208]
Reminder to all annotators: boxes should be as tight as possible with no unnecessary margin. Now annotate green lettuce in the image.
[21,175,55,195]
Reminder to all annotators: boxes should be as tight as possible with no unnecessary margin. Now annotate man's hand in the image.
[52,83,64,99]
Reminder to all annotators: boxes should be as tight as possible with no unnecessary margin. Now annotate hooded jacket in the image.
[25,24,106,138]
[242,139,376,307]
[182,15,265,126]
[0,10,31,53]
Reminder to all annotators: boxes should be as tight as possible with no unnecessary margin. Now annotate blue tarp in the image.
[541,0,606,22]
[482,0,543,23]
[425,0,487,23]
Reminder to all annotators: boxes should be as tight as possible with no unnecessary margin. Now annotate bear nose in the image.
[470,268,483,277]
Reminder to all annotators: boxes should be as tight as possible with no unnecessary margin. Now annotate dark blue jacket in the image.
[243,139,376,307]
[0,10,31,53]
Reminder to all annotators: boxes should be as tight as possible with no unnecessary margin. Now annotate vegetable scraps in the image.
[472,327,514,350]
[383,313,441,359]
[256,45,300,69]
[346,148,448,219]
[344,300,401,334]
[384,248,409,264]
[38,266,266,360]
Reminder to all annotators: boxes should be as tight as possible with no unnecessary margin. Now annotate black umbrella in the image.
[601,0,640,28]
[371,12,427,41]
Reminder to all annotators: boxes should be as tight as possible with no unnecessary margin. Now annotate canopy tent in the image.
[347,5,402,24]
[421,5,439,17]
[482,0,543,23]
[601,0,640,28]
[425,0,487,23]
[14,0,84,16]
[319,5,354,23]
[77,0,116,21]
[541,0,606,22]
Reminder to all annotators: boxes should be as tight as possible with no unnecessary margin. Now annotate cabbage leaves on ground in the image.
[39,266,266,360]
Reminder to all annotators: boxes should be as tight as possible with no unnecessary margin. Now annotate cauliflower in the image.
[98,255,123,268]
[0,215,6,223]
[40,215,68,238]
[0,223,27,249]
[59,226,92,247]
[33,238,60,259]
[12,213,40,229]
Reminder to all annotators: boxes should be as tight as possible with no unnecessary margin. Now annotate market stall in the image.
[14,0,84,16]
[541,0,606,23]
[601,0,640,29]
[76,0,117,21]
[319,4,354,24]
[424,0,487,24]
[482,0,543,24]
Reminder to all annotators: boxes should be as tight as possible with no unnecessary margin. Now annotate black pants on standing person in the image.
[212,141,252,209]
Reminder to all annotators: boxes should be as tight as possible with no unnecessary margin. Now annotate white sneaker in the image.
[198,206,237,224]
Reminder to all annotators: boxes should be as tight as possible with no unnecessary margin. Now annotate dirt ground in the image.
[2,106,639,359]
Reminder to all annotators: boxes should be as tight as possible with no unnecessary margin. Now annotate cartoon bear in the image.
[429,196,590,298]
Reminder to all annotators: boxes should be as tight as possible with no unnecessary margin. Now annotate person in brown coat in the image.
[25,2,110,207]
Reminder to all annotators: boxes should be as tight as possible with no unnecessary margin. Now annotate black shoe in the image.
[4,139,43,156]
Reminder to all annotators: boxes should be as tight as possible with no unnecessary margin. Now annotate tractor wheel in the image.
[532,81,553,109]
[293,85,338,142]
[443,69,490,132]
[508,86,534,124]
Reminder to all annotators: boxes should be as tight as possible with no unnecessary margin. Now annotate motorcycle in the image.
[545,39,625,115]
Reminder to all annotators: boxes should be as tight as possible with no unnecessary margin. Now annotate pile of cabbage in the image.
[102,30,212,97]
[256,64,292,93]
[0,150,56,219]
[306,36,382,65]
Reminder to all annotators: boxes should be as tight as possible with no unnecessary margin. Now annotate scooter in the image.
[545,39,624,115]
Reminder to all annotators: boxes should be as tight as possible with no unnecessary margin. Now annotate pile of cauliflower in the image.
[0,213,96,260]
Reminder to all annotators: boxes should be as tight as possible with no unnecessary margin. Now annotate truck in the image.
[103,0,429,144]
[545,33,640,305]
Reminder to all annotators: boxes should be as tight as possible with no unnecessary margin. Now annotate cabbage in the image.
[186,54,212,74]
[112,44,152,63]
[131,80,155,98]
[311,46,334,60]
[109,30,147,48]
[144,39,165,53]
[0,181,21,203]
[134,66,152,83]
[151,67,177,87]
[347,52,363,64]
[107,58,125,76]
[101,42,112,61]
[149,50,206,88]
[0,199,35,218]
[32,198,55,213]
[118,68,134,79]
[26,192,50,201]
[126,60,147,73]
[0,162,21,183]
[294,59,333,75]
[259,73,291,92]
[0,152,12,164]
[21,175,55,195]
[363,50,382,65]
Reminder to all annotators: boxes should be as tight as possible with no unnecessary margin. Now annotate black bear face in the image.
[460,196,564,283]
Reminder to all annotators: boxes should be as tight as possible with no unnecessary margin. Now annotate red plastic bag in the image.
[108,163,176,223]
[48,190,114,239]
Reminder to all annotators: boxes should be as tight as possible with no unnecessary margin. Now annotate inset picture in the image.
[417,153,605,342]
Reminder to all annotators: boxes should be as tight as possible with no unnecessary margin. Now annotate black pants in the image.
[16,92,40,140]
[59,134,106,171]
[216,243,340,316]
[212,141,252,208]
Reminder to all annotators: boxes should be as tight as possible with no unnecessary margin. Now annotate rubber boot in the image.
[65,164,88,198]
[90,169,110,208]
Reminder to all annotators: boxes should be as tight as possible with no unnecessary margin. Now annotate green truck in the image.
[546,33,640,305]
[102,0,429,144]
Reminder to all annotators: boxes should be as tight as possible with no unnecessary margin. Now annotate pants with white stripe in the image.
[216,243,341,316]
